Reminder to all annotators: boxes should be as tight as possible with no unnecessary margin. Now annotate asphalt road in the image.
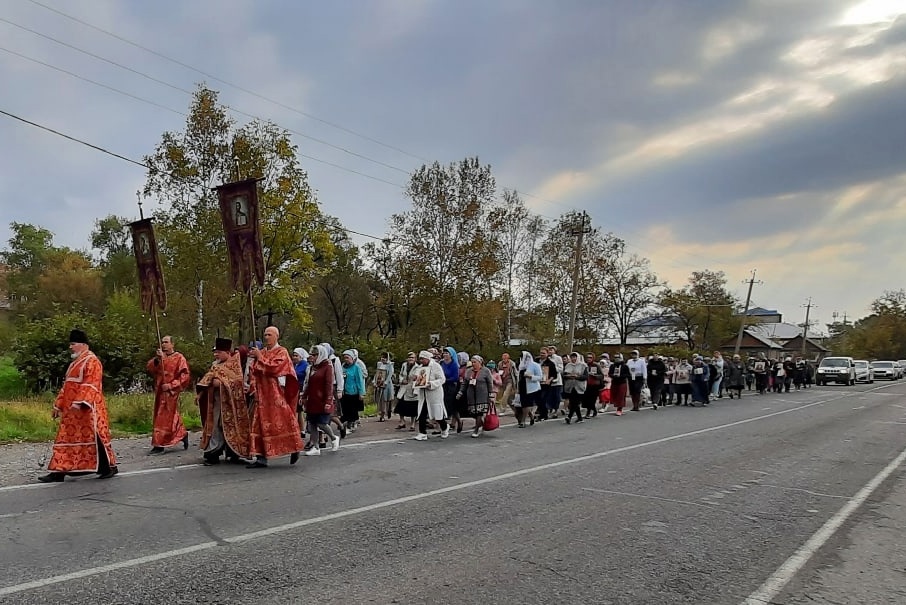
[3,380,906,604]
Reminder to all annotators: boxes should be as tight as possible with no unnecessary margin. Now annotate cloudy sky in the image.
[1,0,905,330]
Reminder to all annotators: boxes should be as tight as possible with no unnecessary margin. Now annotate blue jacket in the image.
[343,362,366,396]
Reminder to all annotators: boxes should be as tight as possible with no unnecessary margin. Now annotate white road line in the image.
[741,444,906,605]
[0,394,856,597]
[1,385,895,495]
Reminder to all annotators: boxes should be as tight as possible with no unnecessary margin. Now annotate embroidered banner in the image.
[215,178,265,293]
[128,218,167,313]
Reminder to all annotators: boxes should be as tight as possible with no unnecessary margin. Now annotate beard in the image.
[70,352,79,359]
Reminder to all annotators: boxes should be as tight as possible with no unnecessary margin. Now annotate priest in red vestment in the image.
[197,337,251,465]
[146,335,191,454]
[246,326,303,468]
[38,329,118,482]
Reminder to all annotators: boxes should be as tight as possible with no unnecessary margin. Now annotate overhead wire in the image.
[7,6,723,277]
[25,0,431,164]
[0,45,406,189]
[15,3,690,248]
[0,107,394,246]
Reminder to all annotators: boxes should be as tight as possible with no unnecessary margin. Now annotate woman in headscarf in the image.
[301,345,340,456]
[517,351,542,428]
[291,347,309,429]
[340,349,366,432]
[394,352,419,431]
[373,352,395,422]
[457,355,494,438]
[453,350,470,432]
[562,352,588,424]
[583,353,603,418]
[440,347,461,431]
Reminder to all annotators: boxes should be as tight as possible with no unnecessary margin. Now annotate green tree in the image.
[142,86,333,343]
[659,270,739,351]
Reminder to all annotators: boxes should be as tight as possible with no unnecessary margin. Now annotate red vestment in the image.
[249,345,303,459]
[49,351,117,472]
[147,352,190,447]
[197,353,251,458]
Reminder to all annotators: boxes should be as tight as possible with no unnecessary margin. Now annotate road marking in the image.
[2,384,899,495]
[0,394,860,596]
[741,444,906,605]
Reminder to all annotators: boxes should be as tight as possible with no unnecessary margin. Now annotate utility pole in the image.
[566,212,591,353]
[734,269,762,356]
[801,297,816,355]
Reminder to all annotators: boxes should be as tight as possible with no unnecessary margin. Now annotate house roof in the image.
[745,307,780,316]
[598,336,687,347]
[748,322,822,341]
[782,335,831,352]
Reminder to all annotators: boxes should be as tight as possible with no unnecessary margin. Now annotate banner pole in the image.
[248,286,257,344]
[151,290,163,346]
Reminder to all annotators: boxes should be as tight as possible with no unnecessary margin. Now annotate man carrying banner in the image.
[197,338,250,465]
[246,326,303,468]
[146,335,190,454]
[38,329,118,482]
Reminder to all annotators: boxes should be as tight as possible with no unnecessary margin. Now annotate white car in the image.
[872,361,899,380]
[854,360,874,383]
[896,362,905,379]
[816,357,856,386]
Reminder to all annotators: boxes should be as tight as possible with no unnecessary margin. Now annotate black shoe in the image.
[246,460,268,469]
[565,418,571,425]
[339,427,347,439]
[98,467,119,479]
[576,418,583,423]
[203,456,220,466]
[182,433,189,450]
[38,472,65,483]
[290,452,300,465]
[518,423,525,428]
[529,416,535,426]
[147,447,165,455]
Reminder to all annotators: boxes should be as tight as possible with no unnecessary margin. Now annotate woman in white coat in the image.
[413,350,449,441]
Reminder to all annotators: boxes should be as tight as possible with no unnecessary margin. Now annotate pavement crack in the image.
[508,556,579,583]
[80,496,228,545]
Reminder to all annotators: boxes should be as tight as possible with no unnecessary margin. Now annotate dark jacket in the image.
[647,358,667,386]
[609,361,630,385]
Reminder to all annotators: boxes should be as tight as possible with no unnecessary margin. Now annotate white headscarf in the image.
[342,349,356,362]
[320,342,335,358]
[418,350,432,360]
[519,350,533,371]
[312,345,328,365]
[293,347,308,359]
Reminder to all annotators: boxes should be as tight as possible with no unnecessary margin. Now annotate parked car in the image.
[853,360,874,383]
[895,362,905,379]
[872,361,900,380]
[816,357,856,386]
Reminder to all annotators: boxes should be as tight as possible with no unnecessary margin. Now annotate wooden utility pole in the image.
[801,297,816,355]
[566,212,591,353]
[734,269,762,356]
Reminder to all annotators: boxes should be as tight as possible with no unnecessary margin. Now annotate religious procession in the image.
[34,175,811,484]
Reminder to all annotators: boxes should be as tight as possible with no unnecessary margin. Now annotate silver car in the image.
[854,360,874,383]
[872,361,899,380]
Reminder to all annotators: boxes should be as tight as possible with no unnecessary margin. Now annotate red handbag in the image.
[483,404,500,431]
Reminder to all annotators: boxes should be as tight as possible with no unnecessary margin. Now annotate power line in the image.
[0,17,413,176]
[26,0,430,164]
[5,12,731,277]
[0,46,406,189]
[17,1,707,267]
[0,107,393,245]
[8,11,716,276]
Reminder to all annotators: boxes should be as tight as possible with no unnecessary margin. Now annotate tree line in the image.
[1,85,894,393]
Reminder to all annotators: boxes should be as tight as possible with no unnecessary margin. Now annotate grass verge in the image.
[0,392,203,443]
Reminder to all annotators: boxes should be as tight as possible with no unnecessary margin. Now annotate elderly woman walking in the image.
[373,352,395,422]
[563,352,588,424]
[457,355,495,438]
[517,351,541,428]
[340,350,366,431]
[301,345,340,456]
